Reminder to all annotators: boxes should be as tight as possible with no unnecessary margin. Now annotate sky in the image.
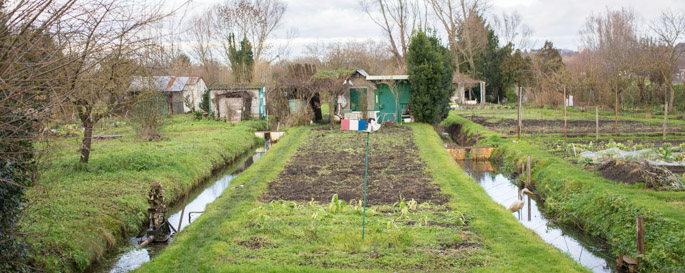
[179,0,685,58]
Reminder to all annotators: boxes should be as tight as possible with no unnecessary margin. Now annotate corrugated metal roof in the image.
[366,75,409,81]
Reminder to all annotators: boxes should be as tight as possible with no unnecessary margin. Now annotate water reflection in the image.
[460,160,616,273]
[102,143,268,273]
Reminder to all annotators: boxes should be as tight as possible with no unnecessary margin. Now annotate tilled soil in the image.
[264,125,448,205]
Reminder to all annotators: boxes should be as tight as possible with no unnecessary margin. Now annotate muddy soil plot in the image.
[264,125,448,205]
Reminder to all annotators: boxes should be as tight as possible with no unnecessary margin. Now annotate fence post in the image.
[595,106,599,141]
[564,86,567,141]
[615,81,619,137]
[518,87,522,139]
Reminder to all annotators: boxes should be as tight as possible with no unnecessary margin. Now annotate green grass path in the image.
[409,123,587,272]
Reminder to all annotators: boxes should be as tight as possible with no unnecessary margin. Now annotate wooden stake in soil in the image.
[664,86,668,140]
[636,215,645,266]
[564,86,567,141]
[596,106,599,141]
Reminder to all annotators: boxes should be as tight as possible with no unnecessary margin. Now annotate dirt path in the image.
[264,125,448,205]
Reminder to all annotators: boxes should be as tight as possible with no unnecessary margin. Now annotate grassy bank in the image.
[441,112,685,272]
[408,123,586,272]
[19,115,264,272]
[136,125,584,272]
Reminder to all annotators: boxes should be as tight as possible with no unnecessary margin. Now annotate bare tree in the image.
[187,10,221,85]
[0,0,82,270]
[491,10,533,50]
[581,8,640,135]
[361,0,421,66]
[650,9,685,113]
[427,0,489,77]
[214,0,287,64]
[58,0,176,163]
[304,40,395,74]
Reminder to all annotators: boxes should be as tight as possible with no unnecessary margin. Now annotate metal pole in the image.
[362,132,370,240]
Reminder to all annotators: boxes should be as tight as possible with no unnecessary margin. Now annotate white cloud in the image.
[178,0,685,56]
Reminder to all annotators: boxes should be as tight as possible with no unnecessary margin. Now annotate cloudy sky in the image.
[181,0,684,58]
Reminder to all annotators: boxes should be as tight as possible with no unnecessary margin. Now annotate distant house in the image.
[209,84,266,123]
[129,76,207,114]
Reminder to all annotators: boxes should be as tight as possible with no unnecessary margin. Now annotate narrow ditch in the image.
[90,142,271,273]
[439,127,617,273]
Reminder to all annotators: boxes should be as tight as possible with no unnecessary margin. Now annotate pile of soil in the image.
[264,125,449,205]
[597,160,645,184]
[597,160,684,191]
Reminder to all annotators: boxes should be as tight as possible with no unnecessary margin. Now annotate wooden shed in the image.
[209,84,266,123]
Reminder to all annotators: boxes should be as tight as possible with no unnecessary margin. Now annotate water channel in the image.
[92,142,270,273]
[458,159,617,273]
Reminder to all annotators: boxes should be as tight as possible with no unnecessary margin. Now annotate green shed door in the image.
[375,84,398,123]
[350,88,366,111]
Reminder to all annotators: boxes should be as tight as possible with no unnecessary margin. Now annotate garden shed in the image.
[338,72,411,123]
[129,76,207,114]
[209,84,266,123]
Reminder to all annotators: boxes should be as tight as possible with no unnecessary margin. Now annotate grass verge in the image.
[441,112,685,272]
[20,115,264,272]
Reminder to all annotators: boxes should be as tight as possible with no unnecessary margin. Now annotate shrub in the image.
[407,30,454,124]
[199,89,210,113]
[131,92,167,141]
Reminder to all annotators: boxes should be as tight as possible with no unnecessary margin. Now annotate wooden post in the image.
[526,155,531,186]
[595,106,599,141]
[564,86,567,141]
[518,87,522,139]
[663,85,668,141]
[615,81,619,137]
[636,215,645,266]
[527,192,531,221]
